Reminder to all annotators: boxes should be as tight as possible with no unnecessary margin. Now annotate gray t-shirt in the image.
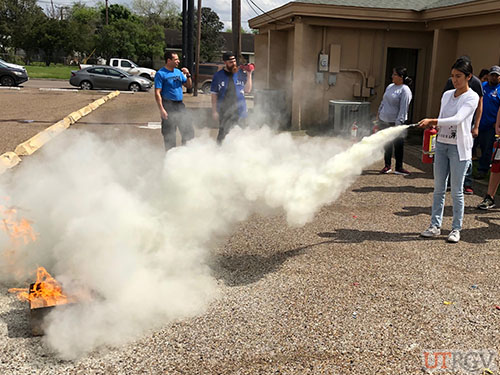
[378,83,412,125]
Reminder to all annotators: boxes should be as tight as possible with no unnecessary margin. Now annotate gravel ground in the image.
[0,86,499,374]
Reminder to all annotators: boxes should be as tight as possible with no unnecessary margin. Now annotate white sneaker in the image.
[447,229,460,243]
[420,226,441,237]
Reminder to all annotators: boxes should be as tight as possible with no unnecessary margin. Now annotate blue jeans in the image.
[477,126,496,173]
[431,142,470,231]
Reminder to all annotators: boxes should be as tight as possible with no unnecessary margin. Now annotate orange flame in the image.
[9,267,70,309]
[0,205,36,245]
[0,203,37,245]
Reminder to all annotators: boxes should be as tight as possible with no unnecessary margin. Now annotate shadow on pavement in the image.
[353,186,433,194]
[0,306,32,338]
[461,216,500,244]
[317,229,423,243]
[394,206,491,217]
[212,241,333,286]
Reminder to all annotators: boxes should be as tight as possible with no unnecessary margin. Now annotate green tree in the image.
[28,17,74,65]
[198,7,224,62]
[95,4,165,62]
[0,0,45,55]
[67,3,100,56]
[132,0,181,29]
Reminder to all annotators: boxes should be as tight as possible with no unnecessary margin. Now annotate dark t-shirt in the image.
[221,70,238,115]
[443,75,483,97]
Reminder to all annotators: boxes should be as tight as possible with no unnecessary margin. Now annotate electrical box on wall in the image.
[318,54,329,72]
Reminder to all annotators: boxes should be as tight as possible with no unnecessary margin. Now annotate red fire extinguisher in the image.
[372,121,380,134]
[422,127,438,164]
[351,121,358,139]
[491,135,500,173]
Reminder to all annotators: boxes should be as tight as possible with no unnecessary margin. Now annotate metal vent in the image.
[328,100,371,136]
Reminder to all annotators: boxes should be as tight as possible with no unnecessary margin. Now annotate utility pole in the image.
[182,0,187,64]
[194,0,202,96]
[231,0,241,62]
[50,0,55,18]
[186,0,194,93]
[105,0,109,25]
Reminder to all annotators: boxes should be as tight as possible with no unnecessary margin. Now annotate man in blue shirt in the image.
[211,52,252,143]
[154,51,193,151]
[476,65,500,179]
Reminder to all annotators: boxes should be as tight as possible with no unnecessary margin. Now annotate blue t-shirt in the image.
[210,69,247,118]
[479,81,500,130]
[154,67,186,101]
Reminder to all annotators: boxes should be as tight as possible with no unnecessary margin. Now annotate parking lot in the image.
[0,80,220,155]
[0,80,499,374]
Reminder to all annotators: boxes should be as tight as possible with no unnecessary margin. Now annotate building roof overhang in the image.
[248,0,500,30]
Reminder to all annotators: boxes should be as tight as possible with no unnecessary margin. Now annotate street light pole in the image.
[231,0,241,62]
[105,0,109,25]
[194,0,202,96]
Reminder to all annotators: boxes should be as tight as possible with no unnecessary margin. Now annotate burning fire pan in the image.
[29,283,61,336]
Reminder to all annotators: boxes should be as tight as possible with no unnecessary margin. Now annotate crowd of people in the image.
[153,51,499,244]
[417,57,500,243]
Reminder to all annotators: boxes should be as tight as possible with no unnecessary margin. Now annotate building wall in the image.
[253,15,500,130]
[456,24,500,71]
[281,24,433,129]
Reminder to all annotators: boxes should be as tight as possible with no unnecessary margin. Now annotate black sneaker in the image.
[477,195,496,210]
[380,166,392,174]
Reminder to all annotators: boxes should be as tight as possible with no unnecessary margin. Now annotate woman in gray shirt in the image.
[378,67,413,175]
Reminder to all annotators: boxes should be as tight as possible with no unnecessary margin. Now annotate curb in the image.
[0,90,120,173]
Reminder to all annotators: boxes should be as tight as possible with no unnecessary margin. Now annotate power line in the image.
[245,0,291,25]
[244,0,260,17]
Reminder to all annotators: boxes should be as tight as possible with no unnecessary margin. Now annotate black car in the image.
[0,59,29,86]
[69,66,152,92]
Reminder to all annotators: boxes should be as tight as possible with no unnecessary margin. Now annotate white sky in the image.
[36,0,289,31]
[170,0,289,31]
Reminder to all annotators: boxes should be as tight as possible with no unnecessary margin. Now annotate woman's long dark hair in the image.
[394,66,413,86]
[451,58,473,78]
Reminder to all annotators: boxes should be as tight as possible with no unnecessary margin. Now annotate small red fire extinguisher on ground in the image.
[372,121,380,134]
[422,127,438,163]
[351,121,358,139]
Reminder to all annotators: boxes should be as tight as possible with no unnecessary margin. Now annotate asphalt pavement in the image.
[0,83,499,374]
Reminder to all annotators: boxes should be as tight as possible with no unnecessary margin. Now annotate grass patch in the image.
[25,64,77,79]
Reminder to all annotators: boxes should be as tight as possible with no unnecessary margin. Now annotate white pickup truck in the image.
[79,58,156,80]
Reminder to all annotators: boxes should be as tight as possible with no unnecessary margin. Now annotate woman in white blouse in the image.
[419,58,479,243]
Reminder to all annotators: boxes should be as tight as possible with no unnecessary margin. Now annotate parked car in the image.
[69,66,152,92]
[0,58,29,86]
[197,63,224,94]
[80,58,156,80]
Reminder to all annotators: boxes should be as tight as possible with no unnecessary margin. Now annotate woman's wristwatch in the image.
[186,74,191,78]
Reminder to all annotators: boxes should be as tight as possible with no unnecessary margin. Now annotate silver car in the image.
[70,66,152,92]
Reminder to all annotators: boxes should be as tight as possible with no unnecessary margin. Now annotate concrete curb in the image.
[0,90,120,174]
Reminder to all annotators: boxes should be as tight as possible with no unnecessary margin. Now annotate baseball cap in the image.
[489,65,500,75]
[223,52,236,61]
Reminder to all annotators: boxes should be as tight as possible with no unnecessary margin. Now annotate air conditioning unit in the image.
[328,100,371,136]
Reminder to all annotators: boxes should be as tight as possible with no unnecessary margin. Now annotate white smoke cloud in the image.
[0,124,406,359]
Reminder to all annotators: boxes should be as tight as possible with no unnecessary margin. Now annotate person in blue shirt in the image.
[211,52,252,143]
[154,51,193,151]
[475,65,500,179]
